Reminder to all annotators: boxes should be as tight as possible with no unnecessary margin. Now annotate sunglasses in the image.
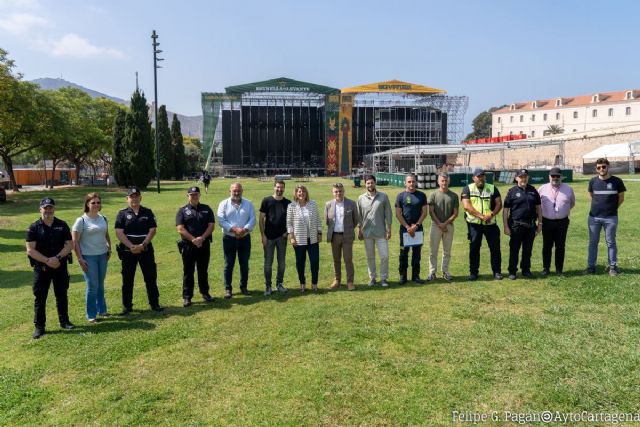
[89,201,101,205]
[550,175,561,178]
[596,165,608,170]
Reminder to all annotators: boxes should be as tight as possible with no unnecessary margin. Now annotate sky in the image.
[1,0,638,136]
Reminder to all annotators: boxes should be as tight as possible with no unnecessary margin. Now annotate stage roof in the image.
[341,79,446,95]
[225,77,339,96]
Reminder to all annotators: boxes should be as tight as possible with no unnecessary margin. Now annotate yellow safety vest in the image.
[465,183,496,225]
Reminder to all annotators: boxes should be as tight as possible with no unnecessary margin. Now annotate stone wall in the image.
[450,125,640,171]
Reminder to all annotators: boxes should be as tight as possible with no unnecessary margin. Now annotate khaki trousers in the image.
[331,233,354,283]
[429,223,454,275]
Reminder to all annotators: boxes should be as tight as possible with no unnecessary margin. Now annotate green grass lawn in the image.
[1,176,638,426]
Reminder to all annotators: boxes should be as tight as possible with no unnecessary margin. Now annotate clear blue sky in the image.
[1,0,638,135]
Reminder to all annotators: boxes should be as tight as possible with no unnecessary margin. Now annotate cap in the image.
[127,186,141,196]
[40,197,55,207]
[516,168,529,177]
[472,168,485,177]
[549,167,562,176]
[187,186,200,194]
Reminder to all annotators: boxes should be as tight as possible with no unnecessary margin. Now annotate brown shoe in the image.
[329,280,340,290]
[347,282,355,291]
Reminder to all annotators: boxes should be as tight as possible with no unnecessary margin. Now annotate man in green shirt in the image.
[428,173,459,282]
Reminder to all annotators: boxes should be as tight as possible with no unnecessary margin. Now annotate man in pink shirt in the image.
[537,167,575,276]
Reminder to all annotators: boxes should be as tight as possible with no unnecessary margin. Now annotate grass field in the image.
[1,176,638,426]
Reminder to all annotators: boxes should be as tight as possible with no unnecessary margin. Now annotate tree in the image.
[123,89,154,188]
[171,114,186,180]
[35,91,69,188]
[464,105,507,141]
[157,105,174,179]
[112,109,129,186]
[183,136,202,175]
[0,49,59,190]
[546,124,564,135]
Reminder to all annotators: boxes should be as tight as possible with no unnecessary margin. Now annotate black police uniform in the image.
[176,202,215,299]
[26,217,72,329]
[504,184,541,276]
[114,205,160,310]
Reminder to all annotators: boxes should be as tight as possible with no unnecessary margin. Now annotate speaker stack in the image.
[416,165,438,189]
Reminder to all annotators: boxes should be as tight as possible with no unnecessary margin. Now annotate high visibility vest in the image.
[465,183,496,225]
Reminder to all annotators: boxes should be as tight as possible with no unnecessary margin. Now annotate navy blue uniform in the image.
[504,184,541,276]
[26,218,72,328]
[176,203,215,299]
[114,206,160,310]
[395,190,428,279]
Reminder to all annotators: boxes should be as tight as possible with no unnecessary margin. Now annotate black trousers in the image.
[33,263,70,328]
[120,246,159,309]
[508,223,537,275]
[181,241,210,299]
[542,217,570,273]
[399,226,423,277]
[467,223,502,275]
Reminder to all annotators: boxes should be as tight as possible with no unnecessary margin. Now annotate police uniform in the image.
[504,174,541,277]
[114,196,160,311]
[176,190,215,302]
[25,198,73,333]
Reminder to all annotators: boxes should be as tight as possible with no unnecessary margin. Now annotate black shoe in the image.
[494,273,503,280]
[151,305,164,312]
[60,321,75,330]
[202,293,214,302]
[33,327,45,339]
[583,267,596,275]
[240,288,250,296]
[540,269,550,277]
[468,274,478,281]
[224,289,232,299]
[522,271,534,278]
[399,275,408,285]
[412,277,426,284]
[183,298,192,308]
[119,307,132,316]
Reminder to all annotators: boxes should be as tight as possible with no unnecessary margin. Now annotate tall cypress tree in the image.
[171,113,186,180]
[157,105,174,179]
[124,89,154,188]
[112,109,129,186]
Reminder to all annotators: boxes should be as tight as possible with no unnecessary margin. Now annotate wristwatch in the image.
[55,255,63,261]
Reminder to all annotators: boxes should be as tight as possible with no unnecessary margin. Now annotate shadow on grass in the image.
[0,269,35,289]
[41,318,157,336]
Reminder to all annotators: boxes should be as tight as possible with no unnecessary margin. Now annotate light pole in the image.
[152,30,163,193]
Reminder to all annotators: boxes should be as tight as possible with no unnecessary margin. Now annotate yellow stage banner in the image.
[341,79,446,94]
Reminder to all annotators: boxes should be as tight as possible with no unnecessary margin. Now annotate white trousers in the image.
[364,237,389,281]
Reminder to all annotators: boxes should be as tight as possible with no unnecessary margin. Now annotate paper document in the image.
[402,231,424,247]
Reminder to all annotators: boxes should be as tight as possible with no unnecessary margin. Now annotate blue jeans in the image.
[82,253,108,319]
[588,215,618,268]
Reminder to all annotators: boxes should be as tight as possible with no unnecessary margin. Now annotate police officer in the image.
[176,186,215,307]
[503,169,542,279]
[114,187,163,314]
[395,173,429,284]
[461,168,503,281]
[25,198,75,339]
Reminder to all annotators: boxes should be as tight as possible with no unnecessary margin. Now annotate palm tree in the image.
[546,125,564,135]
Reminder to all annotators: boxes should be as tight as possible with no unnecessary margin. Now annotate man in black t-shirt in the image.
[114,187,163,314]
[586,158,626,276]
[395,174,428,284]
[176,186,215,307]
[25,198,75,339]
[503,169,542,279]
[259,180,291,295]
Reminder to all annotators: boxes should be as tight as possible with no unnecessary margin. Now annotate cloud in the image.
[45,33,123,59]
[0,12,47,35]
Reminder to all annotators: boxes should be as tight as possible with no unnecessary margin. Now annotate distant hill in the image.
[30,78,203,139]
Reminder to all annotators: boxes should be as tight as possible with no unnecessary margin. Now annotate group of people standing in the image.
[25,157,625,339]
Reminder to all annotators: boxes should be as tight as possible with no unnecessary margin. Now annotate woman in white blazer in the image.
[286,185,322,292]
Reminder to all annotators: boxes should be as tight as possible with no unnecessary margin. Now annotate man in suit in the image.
[325,182,360,291]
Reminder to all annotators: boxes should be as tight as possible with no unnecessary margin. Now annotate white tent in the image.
[582,142,640,174]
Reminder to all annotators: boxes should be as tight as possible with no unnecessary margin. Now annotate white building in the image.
[491,89,640,138]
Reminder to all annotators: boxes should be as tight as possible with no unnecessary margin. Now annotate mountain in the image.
[30,78,203,139]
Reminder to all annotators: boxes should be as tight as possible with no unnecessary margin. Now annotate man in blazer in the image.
[325,182,360,291]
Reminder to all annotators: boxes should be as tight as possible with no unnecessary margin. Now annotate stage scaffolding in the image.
[351,93,468,171]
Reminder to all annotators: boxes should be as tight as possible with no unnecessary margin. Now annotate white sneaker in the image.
[381,280,389,287]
